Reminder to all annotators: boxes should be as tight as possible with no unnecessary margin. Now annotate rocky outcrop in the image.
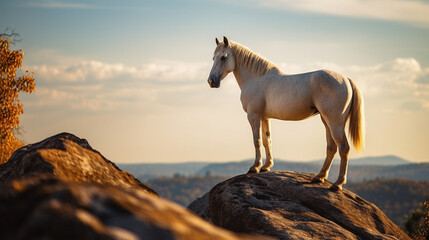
[0,132,156,195]
[0,133,271,240]
[0,175,271,240]
[189,171,411,240]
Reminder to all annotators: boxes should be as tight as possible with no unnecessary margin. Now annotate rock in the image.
[0,175,272,240]
[0,132,156,195]
[190,171,410,240]
[188,192,211,222]
[0,133,273,240]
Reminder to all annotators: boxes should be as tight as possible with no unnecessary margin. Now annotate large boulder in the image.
[0,175,271,240]
[0,133,272,240]
[0,132,156,195]
[189,171,411,240]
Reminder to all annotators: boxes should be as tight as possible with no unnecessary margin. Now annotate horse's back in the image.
[310,70,350,92]
[262,69,352,120]
[268,69,350,105]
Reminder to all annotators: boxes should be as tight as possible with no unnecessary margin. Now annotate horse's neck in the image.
[231,44,280,90]
[232,67,257,90]
[233,66,281,90]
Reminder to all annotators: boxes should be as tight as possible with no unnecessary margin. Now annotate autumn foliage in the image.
[404,200,429,239]
[0,37,35,163]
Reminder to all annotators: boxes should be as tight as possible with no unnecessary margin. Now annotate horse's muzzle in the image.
[208,78,220,88]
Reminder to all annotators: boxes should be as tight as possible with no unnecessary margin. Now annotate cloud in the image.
[24,56,429,113]
[250,0,429,27]
[24,83,162,112]
[416,68,429,85]
[24,59,210,111]
[31,60,209,83]
[30,61,133,82]
[135,61,209,83]
[26,86,104,111]
[65,61,129,81]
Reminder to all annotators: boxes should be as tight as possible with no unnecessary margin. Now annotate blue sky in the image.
[1,0,429,163]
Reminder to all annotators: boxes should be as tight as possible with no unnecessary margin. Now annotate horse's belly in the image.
[266,107,316,120]
[265,96,316,121]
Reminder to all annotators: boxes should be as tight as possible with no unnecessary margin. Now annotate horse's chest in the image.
[240,90,265,114]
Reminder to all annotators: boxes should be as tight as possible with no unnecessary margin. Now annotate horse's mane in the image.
[230,42,279,77]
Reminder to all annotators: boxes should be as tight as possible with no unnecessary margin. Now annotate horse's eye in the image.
[221,55,227,61]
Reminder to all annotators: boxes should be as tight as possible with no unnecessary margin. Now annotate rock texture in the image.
[189,171,411,240]
[0,133,271,240]
[0,132,156,195]
[0,175,271,240]
[188,192,211,221]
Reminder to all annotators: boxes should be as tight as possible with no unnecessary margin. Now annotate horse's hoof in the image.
[247,169,258,174]
[329,184,342,191]
[311,177,325,183]
[260,168,270,173]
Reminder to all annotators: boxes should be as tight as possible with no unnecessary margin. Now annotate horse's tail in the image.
[347,78,365,152]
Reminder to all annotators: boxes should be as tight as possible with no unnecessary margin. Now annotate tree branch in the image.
[0,28,22,45]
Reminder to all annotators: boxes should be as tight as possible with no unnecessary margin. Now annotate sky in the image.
[1,0,429,164]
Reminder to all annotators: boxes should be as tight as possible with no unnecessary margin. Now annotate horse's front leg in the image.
[247,112,262,174]
[261,118,273,172]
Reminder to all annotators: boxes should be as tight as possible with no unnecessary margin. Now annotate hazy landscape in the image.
[118,155,429,227]
[119,155,429,181]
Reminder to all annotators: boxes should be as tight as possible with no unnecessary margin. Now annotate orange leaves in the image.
[0,130,22,164]
[0,38,35,163]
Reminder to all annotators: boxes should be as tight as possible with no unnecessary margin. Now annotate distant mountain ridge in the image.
[197,157,428,182]
[119,155,429,182]
[310,155,410,166]
[118,162,209,180]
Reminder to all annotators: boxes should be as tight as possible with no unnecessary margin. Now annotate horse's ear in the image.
[215,38,220,45]
[223,36,229,47]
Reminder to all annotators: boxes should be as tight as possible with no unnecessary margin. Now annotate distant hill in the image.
[118,162,211,180]
[197,160,429,182]
[145,175,229,206]
[312,155,410,166]
[196,160,318,176]
[119,155,426,182]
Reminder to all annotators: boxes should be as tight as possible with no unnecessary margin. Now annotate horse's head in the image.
[208,36,235,88]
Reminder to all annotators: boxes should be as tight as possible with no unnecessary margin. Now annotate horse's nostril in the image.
[208,79,214,86]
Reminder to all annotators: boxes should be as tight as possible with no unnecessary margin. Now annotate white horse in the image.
[207,37,364,190]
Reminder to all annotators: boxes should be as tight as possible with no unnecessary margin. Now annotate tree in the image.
[0,30,35,163]
[404,200,429,239]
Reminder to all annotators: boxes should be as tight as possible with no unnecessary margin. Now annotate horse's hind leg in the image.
[247,112,262,174]
[261,118,273,172]
[312,117,337,183]
[328,123,350,191]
